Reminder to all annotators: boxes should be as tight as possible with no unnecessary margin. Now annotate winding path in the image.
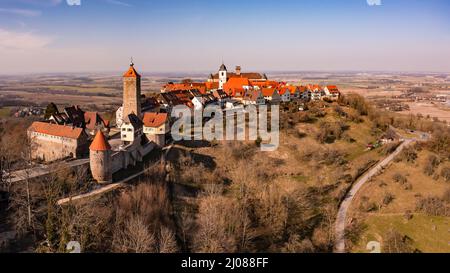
[334,139,414,253]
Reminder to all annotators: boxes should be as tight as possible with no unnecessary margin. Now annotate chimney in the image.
[236,66,241,76]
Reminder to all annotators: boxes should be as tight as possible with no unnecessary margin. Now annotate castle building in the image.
[27,122,89,162]
[89,130,112,183]
[122,61,142,119]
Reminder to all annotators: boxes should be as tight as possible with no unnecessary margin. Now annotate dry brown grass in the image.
[351,150,449,215]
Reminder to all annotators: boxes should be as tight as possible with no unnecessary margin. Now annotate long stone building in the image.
[27,122,89,162]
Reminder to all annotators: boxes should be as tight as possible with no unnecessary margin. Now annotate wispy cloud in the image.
[0,28,52,50]
[104,0,132,7]
[0,8,42,17]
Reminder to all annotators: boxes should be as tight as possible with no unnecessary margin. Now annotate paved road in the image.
[7,159,89,184]
[333,139,414,253]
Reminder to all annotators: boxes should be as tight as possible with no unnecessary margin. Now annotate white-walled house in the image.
[308,85,324,101]
[120,114,143,144]
[192,97,204,111]
[261,88,281,104]
[278,88,291,102]
[143,112,169,146]
[324,85,341,101]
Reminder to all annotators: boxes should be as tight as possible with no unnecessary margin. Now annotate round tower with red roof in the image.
[89,130,112,183]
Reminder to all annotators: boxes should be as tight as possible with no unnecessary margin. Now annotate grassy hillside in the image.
[354,214,449,253]
[168,100,393,252]
[349,141,450,253]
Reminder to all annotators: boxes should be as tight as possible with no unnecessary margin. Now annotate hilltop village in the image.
[26,62,341,183]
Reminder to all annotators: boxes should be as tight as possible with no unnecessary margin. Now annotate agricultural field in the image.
[0,107,12,118]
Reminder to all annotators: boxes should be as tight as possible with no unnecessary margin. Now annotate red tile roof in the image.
[261,88,277,97]
[123,64,141,78]
[143,112,168,128]
[84,112,108,130]
[29,122,85,140]
[90,130,111,151]
[278,88,289,95]
[164,82,207,94]
[212,72,265,80]
[205,81,219,90]
[298,86,307,92]
[327,85,340,93]
[223,77,252,97]
[250,80,280,89]
[285,86,299,95]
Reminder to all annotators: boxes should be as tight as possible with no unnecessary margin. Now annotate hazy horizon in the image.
[0,0,449,74]
[1,68,449,77]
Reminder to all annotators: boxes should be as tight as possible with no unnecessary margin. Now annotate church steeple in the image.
[219,62,227,90]
[219,62,227,72]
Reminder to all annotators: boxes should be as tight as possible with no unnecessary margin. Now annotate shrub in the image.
[403,182,413,191]
[393,173,408,184]
[334,105,347,118]
[309,105,327,118]
[282,235,315,253]
[359,197,378,212]
[423,155,440,176]
[404,210,414,221]
[441,167,450,182]
[442,188,450,203]
[400,146,417,163]
[416,197,449,217]
[295,130,307,139]
[382,193,395,206]
[428,128,450,159]
[383,230,415,253]
[298,112,313,123]
[339,93,370,116]
[316,148,347,166]
[315,121,347,144]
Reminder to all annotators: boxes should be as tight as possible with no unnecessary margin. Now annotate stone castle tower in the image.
[90,130,112,183]
[219,63,227,90]
[123,61,141,118]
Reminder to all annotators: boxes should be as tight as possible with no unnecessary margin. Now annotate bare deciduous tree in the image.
[113,215,156,253]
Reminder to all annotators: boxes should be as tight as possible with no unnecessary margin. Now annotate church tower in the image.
[218,63,227,90]
[123,60,142,118]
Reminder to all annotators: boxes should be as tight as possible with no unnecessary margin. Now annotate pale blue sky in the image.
[0,0,449,74]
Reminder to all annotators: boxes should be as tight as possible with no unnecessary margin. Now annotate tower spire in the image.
[130,57,134,66]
